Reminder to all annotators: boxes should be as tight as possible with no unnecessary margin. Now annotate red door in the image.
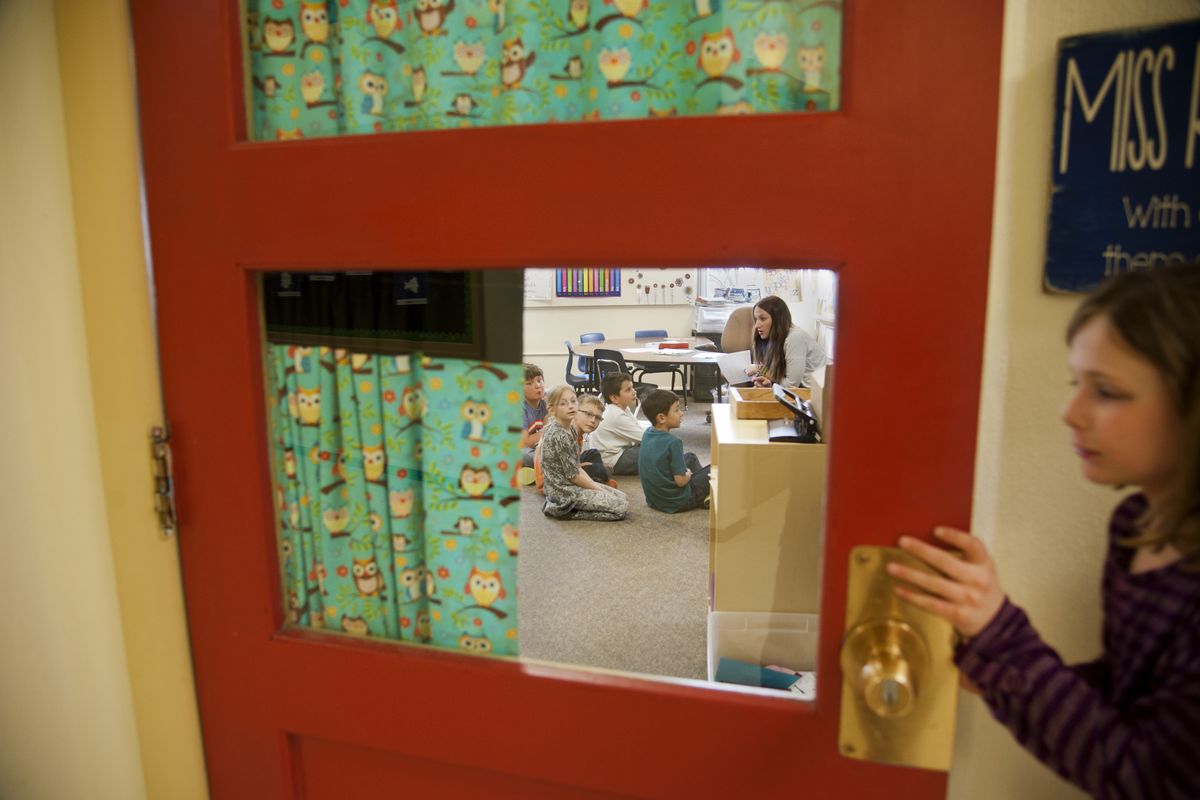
[129,1,1003,796]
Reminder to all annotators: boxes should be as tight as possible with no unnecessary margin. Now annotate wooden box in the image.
[729,386,811,420]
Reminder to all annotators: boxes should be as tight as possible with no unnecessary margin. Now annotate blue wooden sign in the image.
[1045,18,1200,293]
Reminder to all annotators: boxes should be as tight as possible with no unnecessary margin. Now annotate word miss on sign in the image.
[1045,19,1200,293]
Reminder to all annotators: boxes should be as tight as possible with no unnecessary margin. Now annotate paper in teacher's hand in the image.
[718,350,752,385]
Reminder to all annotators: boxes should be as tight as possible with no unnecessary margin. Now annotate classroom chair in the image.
[595,348,660,405]
[577,332,605,385]
[631,329,686,394]
[720,307,754,353]
[709,306,755,408]
[563,340,592,392]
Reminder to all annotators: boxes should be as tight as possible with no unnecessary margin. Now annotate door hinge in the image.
[150,426,177,537]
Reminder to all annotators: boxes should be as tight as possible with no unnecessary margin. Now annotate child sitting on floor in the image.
[638,389,710,513]
[590,372,650,476]
[575,394,616,486]
[521,363,548,468]
[540,385,628,521]
[529,392,615,491]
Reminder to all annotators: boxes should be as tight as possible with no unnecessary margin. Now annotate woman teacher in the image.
[744,295,829,389]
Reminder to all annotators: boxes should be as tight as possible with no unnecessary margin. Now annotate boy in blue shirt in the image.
[521,363,548,469]
[638,389,711,513]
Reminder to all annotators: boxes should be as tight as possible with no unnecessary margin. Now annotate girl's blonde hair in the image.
[1067,265,1200,563]
[544,384,577,415]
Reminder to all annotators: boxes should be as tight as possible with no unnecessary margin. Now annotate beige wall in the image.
[950,2,1199,798]
[0,4,146,798]
[523,303,696,389]
[52,2,210,798]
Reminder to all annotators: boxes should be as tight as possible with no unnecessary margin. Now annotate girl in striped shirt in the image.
[890,266,1200,799]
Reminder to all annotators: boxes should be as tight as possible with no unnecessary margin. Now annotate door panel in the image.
[292,735,624,799]
[129,1,1003,796]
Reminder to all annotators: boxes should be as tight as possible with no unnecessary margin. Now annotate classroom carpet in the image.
[517,402,713,682]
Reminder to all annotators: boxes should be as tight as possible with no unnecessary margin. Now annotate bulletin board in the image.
[524,267,697,307]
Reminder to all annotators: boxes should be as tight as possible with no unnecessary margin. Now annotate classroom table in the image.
[572,337,723,407]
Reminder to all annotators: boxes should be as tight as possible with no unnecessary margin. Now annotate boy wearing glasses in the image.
[575,394,616,486]
[529,393,616,491]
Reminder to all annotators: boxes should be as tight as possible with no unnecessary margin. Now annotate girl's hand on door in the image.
[888,527,1006,639]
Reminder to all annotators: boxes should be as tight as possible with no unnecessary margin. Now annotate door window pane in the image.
[522,266,833,698]
[261,267,836,702]
[263,270,525,656]
[245,1,843,140]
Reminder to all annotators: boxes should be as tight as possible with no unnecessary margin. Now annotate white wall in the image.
[0,4,145,798]
[949,2,1199,799]
[523,267,838,388]
[523,268,697,388]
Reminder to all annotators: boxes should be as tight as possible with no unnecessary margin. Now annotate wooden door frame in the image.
[129,1,1003,795]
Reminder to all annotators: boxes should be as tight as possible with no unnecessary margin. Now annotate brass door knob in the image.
[840,619,930,719]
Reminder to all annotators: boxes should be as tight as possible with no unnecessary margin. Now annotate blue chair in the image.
[577,332,605,387]
[631,330,686,396]
[564,341,592,392]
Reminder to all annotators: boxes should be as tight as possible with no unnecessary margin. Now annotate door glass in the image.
[261,267,835,701]
[243,1,844,140]
[263,270,526,656]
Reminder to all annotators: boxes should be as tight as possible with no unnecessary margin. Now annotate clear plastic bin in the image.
[707,611,819,682]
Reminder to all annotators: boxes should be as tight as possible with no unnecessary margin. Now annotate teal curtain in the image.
[247,0,843,139]
[268,346,523,657]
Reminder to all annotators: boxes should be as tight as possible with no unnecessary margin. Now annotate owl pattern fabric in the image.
[246,0,844,140]
[268,346,523,657]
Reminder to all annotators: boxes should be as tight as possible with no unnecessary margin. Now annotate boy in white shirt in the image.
[590,373,651,476]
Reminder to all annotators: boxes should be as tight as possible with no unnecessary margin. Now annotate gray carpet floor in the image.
[517,402,713,681]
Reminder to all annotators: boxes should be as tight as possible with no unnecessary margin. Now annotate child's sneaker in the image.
[517,467,537,486]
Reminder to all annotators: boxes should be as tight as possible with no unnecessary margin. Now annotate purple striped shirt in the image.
[957,494,1200,799]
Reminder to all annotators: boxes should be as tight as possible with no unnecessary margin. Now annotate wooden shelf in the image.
[707,404,827,614]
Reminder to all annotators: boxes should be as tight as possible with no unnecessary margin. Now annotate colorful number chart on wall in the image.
[556,268,621,298]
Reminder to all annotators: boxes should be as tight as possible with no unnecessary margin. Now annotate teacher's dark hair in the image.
[1068,265,1200,563]
[751,295,793,384]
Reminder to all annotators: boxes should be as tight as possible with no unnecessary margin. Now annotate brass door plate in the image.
[838,546,958,771]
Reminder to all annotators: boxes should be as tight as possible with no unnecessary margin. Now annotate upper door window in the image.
[245,0,843,140]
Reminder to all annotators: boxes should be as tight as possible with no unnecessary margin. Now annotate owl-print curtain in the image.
[247,0,843,140]
[268,345,523,657]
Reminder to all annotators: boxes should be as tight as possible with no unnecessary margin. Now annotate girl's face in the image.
[1062,315,1183,501]
[553,391,578,424]
[752,307,773,340]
